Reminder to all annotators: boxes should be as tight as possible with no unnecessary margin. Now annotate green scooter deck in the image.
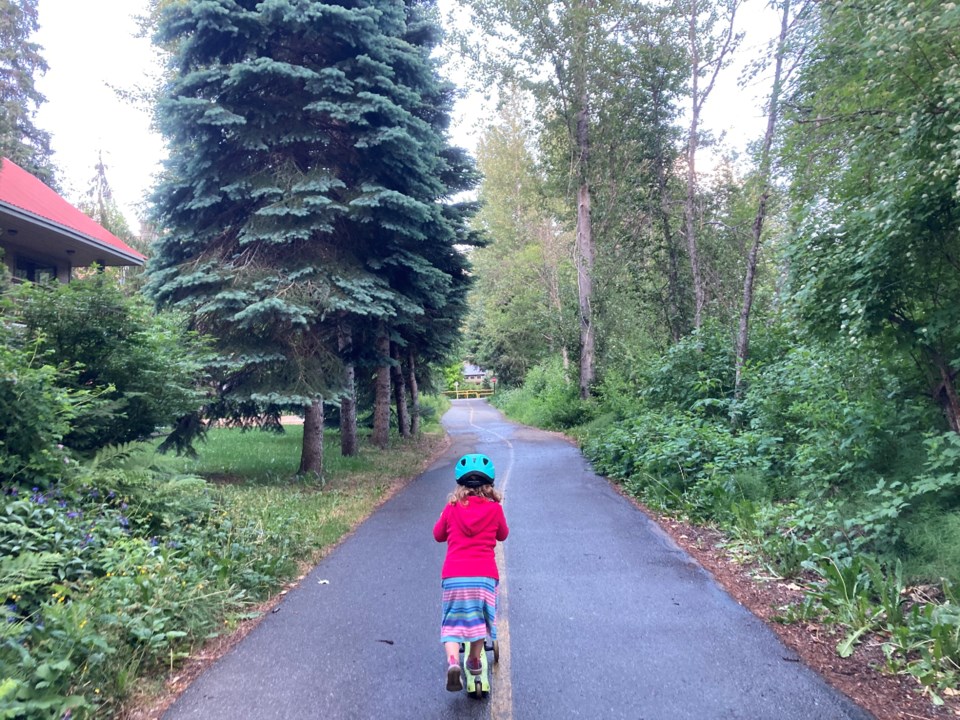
[463,648,490,699]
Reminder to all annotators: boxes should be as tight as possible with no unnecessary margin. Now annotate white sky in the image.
[31,0,777,231]
[34,0,163,229]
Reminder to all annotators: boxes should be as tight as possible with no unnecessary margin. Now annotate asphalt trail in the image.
[163,400,874,720]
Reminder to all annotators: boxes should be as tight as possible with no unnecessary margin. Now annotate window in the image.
[14,257,58,283]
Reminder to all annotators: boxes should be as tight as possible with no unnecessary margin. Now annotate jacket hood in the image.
[453,496,499,537]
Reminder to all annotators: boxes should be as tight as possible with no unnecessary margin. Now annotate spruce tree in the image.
[147,0,478,469]
[0,0,56,186]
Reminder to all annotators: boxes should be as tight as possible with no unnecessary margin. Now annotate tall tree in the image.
[682,0,741,330]
[466,93,575,385]
[0,0,56,186]
[783,0,960,432]
[78,151,135,243]
[733,0,808,403]
[460,0,603,397]
[457,0,683,396]
[147,0,477,471]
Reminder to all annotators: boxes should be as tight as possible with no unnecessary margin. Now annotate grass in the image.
[112,426,446,715]
[2,383,453,720]
[173,425,450,570]
[164,426,387,484]
[156,424,449,569]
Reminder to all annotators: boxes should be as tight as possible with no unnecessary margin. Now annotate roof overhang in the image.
[0,200,144,267]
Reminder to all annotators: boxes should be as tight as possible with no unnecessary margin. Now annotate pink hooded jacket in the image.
[433,495,509,579]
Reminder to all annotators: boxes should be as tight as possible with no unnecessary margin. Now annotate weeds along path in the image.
[162,400,875,720]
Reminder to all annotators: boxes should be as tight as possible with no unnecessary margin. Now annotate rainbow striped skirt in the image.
[440,577,499,643]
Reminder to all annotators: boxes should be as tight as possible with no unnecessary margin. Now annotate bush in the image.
[5,276,209,454]
[635,320,739,414]
[743,337,931,495]
[583,409,767,520]
[491,358,592,430]
[0,318,86,487]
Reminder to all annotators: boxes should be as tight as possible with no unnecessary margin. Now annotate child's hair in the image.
[448,484,503,505]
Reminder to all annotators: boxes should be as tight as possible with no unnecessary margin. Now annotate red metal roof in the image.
[0,157,146,261]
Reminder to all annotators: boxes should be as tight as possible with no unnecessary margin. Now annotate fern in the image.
[0,550,63,598]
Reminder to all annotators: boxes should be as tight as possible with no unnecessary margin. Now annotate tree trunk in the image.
[734,0,790,406]
[338,324,357,457]
[685,0,706,330]
[391,343,410,439]
[685,0,739,330]
[933,354,960,433]
[575,92,595,400]
[407,348,420,436]
[298,398,324,476]
[372,325,391,449]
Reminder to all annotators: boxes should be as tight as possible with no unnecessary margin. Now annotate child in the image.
[433,453,509,692]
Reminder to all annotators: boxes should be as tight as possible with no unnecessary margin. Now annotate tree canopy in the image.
[0,0,56,186]
[147,0,479,468]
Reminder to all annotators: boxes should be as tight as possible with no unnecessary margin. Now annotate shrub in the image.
[635,320,738,414]
[0,318,86,487]
[6,276,209,454]
[492,358,591,430]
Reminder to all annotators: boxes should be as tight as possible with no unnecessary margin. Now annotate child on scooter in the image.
[433,453,509,692]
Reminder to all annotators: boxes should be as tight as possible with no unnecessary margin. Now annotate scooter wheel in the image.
[493,640,499,664]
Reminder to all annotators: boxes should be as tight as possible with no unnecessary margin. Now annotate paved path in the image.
[163,400,874,720]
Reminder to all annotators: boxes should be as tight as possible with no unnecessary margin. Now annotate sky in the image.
[34,0,163,229]
[31,1,778,231]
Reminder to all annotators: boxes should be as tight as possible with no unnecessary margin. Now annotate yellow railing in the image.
[443,388,496,399]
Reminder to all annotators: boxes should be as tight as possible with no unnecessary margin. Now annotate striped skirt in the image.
[440,577,498,643]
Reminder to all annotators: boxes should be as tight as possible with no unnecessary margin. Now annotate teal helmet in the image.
[455,453,495,488]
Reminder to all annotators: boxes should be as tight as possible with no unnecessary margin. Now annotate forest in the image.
[0,0,958,716]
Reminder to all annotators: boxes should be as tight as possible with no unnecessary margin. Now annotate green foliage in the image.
[635,320,739,414]
[571,318,960,693]
[491,358,592,430]
[0,317,86,487]
[464,95,577,386]
[6,275,209,455]
[416,393,449,431]
[0,427,443,716]
[744,336,933,498]
[783,0,960,431]
[440,361,465,392]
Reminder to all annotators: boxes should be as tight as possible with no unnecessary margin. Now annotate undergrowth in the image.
[494,325,960,703]
[1,426,445,718]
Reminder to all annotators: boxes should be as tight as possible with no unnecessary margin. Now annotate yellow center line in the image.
[492,542,513,720]
[467,402,514,720]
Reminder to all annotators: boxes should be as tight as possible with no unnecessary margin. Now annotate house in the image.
[0,157,145,282]
[463,363,487,384]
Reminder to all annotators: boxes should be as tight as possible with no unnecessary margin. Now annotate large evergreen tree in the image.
[147,0,477,471]
[0,0,56,186]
